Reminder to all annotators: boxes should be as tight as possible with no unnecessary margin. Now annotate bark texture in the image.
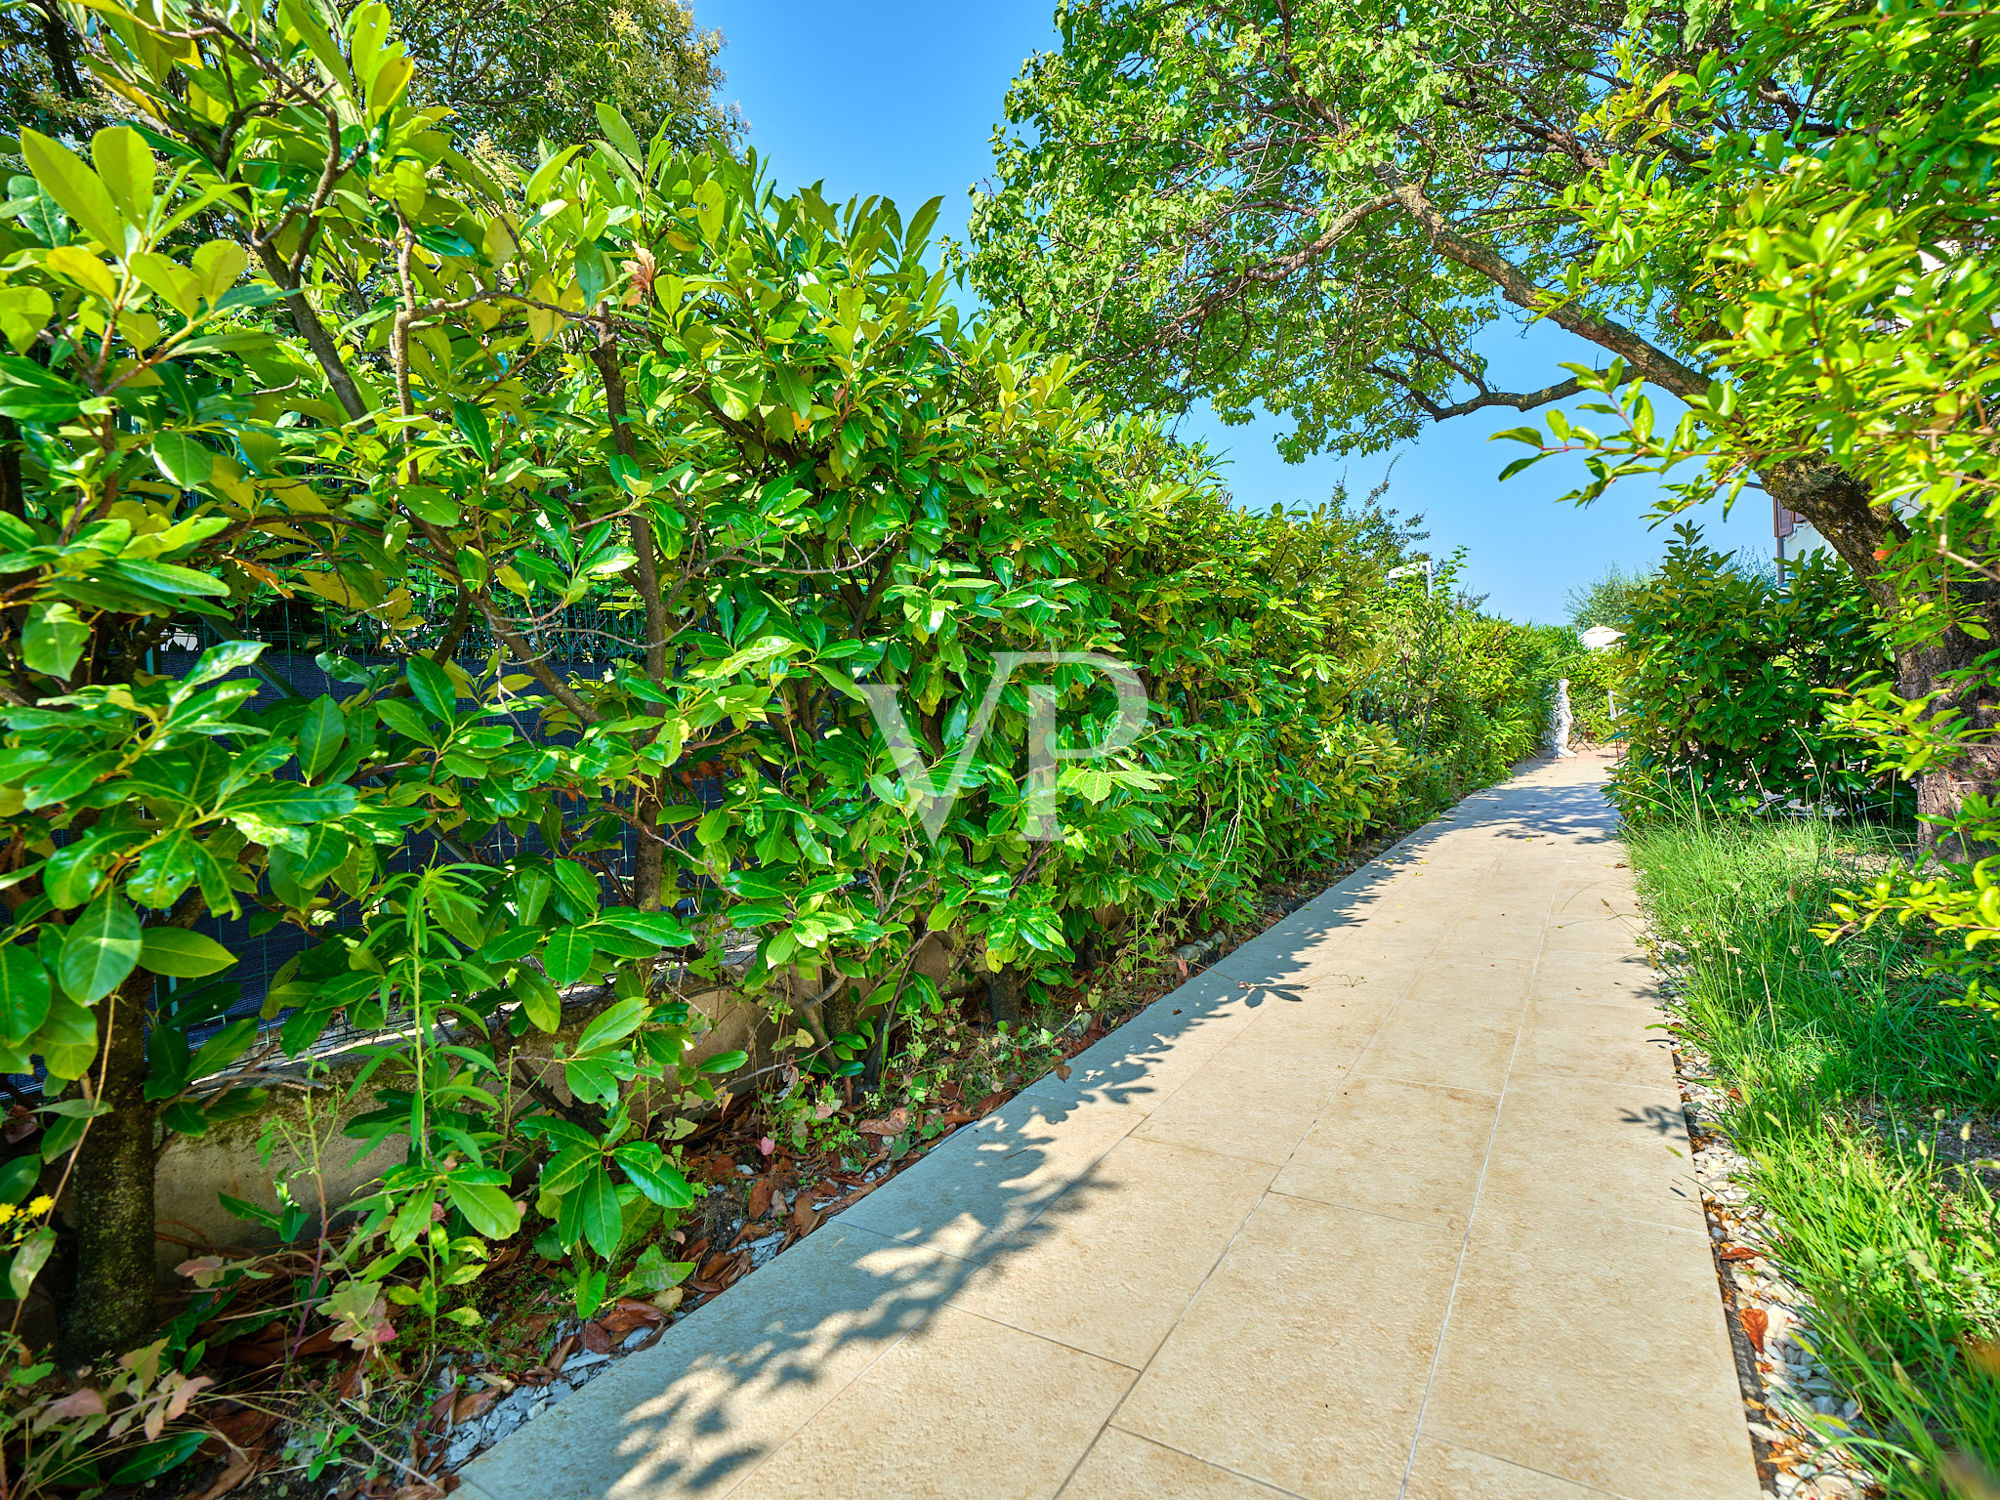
[56,969,156,1365]
[1764,457,2000,856]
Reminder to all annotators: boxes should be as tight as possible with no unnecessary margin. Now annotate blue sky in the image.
[698,0,1773,624]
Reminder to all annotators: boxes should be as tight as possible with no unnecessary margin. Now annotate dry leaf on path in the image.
[792,1198,820,1236]
[747,1177,774,1219]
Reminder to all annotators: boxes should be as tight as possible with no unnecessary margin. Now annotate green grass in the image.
[1628,813,2000,1497]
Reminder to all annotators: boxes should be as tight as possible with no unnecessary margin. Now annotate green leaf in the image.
[57,893,142,1003]
[7,1226,54,1301]
[186,1019,256,1082]
[109,1431,205,1486]
[297,695,346,779]
[90,126,155,230]
[0,943,51,1045]
[511,970,562,1032]
[698,1049,747,1076]
[611,1143,695,1208]
[405,655,456,720]
[151,432,215,488]
[573,995,644,1054]
[107,557,229,597]
[138,927,235,978]
[0,356,87,422]
[620,1243,695,1295]
[577,1162,621,1259]
[543,927,595,987]
[22,601,86,679]
[451,399,493,464]
[593,102,644,160]
[595,908,693,948]
[0,1156,40,1203]
[20,129,122,247]
[446,1173,522,1238]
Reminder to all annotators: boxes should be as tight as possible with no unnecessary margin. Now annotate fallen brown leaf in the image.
[580,1320,613,1355]
[204,1405,280,1455]
[747,1176,774,1219]
[1739,1306,1769,1352]
[451,1386,499,1424]
[1717,1246,1760,1263]
[792,1198,820,1236]
[971,1091,1005,1117]
[598,1301,663,1339]
[1054,1063,1071,1082]
[191,1446,265,1500]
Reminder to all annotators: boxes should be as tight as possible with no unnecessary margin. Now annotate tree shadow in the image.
[454,758,1637,1498]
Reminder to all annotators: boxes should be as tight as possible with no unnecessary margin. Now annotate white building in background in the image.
[1775,497,1831,577]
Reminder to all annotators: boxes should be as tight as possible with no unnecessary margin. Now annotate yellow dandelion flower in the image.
[0,1205,15,1225]
[26,1196,53,1216]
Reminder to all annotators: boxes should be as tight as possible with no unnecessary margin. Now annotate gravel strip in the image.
[1673,1032,1883,1500]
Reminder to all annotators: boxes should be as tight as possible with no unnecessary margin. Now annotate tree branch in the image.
[1379,166,1711,400]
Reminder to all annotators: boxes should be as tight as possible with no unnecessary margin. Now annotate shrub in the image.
[1611,526,1897,819]
[0,3,1568,1476]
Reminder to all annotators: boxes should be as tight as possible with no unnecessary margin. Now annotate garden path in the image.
[458,754,1759,1499]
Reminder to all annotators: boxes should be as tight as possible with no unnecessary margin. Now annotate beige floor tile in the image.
[1354,999,1520,1093]
[1541,911,1645,953]
[1433,917,1547,961]
[1480,1074,1704,1231]
[728,1306,1134,1499]
[1022,969,1260,1117]
[1513,1000,1678,1089]
[1061,1429,1291,1498]
[1404,955,1535,1012]
[1256,948,1428,1001]
[1130,1026,1352,1165]
[1403,1437,1617,1498]
[1530,950,1664,1008]
[1112,1195,1459,1499]
[1232,997,1397,1062]
[1551,880,1641,914]
[1426,1210,1759,1500]
[841,1090,1139,1261]
[1271,1076,1498,1231]
[459,1222,957,1500]
[950,1136,1274,1367]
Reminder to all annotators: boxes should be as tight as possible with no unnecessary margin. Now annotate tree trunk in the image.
[56,968,156,1366]
[1764,457,2000,855]
[985,966,1025,1029]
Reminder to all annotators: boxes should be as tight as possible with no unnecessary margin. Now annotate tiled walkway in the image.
[460,755,1759,1499]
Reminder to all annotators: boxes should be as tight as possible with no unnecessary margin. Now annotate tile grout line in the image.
[1062,1427,1317,1499]
[709,1228,943,1498]
[1058,816,1491,1495]
[1395,770,1566,1499]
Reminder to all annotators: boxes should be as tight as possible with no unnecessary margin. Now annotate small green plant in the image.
[1632,810,2000,1497]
